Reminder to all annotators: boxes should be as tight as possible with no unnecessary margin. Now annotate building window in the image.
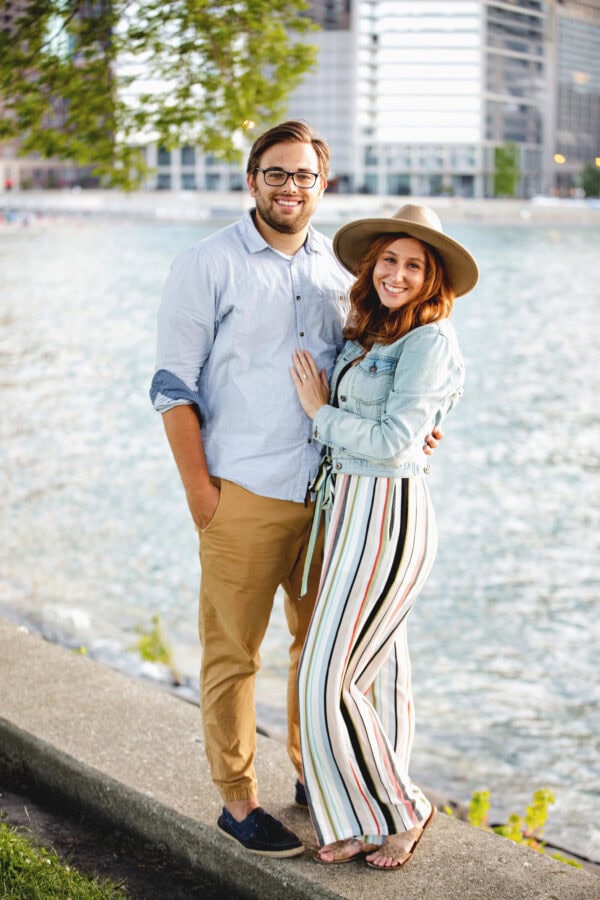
[182,173,196,190]
[157,147,171,166]
[156,173,171,189]
[386,174,411,195]
[181,146,195,166]
[229,174,244,190]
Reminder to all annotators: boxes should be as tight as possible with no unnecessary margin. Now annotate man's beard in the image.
[254,195,313,235]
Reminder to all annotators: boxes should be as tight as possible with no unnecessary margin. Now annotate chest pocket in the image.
[351,356,398,409]
[320,289,348,345]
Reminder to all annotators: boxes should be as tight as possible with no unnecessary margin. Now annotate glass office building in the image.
[287,0,599,198]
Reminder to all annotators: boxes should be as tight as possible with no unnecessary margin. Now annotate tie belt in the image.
[300,456,335,598]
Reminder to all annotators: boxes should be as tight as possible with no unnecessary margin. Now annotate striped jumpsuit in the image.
[298,323,463,847]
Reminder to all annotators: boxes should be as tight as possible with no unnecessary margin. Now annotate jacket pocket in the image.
[351,356,397,408]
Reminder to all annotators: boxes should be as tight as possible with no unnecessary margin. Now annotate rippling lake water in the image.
[1,213,598,861]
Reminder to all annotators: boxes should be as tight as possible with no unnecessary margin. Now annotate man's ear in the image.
[247,171,257,197]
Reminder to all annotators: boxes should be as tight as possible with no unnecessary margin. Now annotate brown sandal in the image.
[366,806,436,870]
[314,837,381,865]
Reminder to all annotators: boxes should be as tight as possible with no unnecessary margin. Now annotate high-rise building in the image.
[548,0,600,194]
[286,0,600,198]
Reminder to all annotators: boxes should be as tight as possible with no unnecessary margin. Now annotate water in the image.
[1,214,598,861]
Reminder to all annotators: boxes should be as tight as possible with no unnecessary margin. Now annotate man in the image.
[150,121,440,857]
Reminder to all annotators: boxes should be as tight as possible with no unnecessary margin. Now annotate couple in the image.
[150,121,478,870]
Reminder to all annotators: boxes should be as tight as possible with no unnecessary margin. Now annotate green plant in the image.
[581,163,600,197]
[0,820,125,898]
[449,787,582,868]
[130,614,181,686]
[467,788,491,829]
[493,142,520,197]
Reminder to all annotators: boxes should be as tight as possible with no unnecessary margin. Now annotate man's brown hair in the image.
[246,120,330,179]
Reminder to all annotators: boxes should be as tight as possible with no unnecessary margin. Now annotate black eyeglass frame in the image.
[254,167,320,189]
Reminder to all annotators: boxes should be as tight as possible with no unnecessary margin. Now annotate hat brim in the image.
[333,217,479,297]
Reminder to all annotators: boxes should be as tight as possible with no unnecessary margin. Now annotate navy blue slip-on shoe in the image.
[217,807,304,858]
[294,780,308,808]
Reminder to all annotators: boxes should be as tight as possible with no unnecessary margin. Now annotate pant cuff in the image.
[220,786,257,803]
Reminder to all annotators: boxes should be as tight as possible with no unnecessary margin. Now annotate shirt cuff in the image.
[149,369,204,424]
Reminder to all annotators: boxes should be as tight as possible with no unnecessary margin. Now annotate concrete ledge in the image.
[0,618,597,899]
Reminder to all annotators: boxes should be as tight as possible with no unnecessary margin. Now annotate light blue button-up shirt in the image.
[151,210,353,502]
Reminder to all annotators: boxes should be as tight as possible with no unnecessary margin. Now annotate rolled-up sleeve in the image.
[150,245,217,417]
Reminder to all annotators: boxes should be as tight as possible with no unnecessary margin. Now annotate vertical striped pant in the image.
[298,474,437,846]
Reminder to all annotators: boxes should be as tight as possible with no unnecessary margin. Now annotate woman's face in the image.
[372,237,426,310]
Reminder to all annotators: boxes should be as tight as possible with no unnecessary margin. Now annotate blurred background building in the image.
[2,0,599,198]
[143,0,600,198]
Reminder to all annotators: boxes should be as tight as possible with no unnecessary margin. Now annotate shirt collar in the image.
[237,208,324,256]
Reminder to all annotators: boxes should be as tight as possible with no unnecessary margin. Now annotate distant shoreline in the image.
[1,188,600,226]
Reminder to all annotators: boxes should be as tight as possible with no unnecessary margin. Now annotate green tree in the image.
[0,0,318,188]
[493,142,520,198]
[581,163,600,197]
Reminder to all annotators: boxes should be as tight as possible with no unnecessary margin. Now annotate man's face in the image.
[247,141,327,236]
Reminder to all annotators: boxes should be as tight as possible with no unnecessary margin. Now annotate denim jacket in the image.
[311,319,465,479]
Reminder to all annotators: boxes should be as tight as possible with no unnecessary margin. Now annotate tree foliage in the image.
[0,0,318,188]
[493,142,520,198]
[581,162,600,197]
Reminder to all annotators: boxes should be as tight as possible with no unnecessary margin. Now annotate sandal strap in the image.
[376,828,423,864]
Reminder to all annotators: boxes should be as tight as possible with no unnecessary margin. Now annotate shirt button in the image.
[340,395,346,402]
[296,295,301,301]
[307,438,312,443]
[335,463,342,470]
[299,331,304,337]
[423,464,431,475]
[369,365,377,373]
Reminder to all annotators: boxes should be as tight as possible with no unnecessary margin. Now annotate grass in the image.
[0,820,126,899]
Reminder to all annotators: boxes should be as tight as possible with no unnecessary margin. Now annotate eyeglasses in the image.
[254,167,320,189]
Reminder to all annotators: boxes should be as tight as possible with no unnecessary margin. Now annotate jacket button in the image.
[335,463,342,470]
[423,464,431,475]
[340,395,346,402]
[369,365,377,373]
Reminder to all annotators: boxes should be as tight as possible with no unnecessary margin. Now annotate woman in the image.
[290,203,478,870]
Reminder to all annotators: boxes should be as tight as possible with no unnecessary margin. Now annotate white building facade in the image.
[146,0,576,199]
[288,0,548,198]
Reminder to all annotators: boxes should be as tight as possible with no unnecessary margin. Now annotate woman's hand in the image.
[423,427,444,455]
[290,349,330,420]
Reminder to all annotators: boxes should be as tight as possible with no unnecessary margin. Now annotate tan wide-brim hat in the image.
[333,203,479,297]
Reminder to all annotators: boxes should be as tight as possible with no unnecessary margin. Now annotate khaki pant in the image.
[198,479,323,802]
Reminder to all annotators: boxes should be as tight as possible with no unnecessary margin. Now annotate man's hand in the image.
[423,427,443,456]
[162,405,220,529]
[187,481,221,531]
